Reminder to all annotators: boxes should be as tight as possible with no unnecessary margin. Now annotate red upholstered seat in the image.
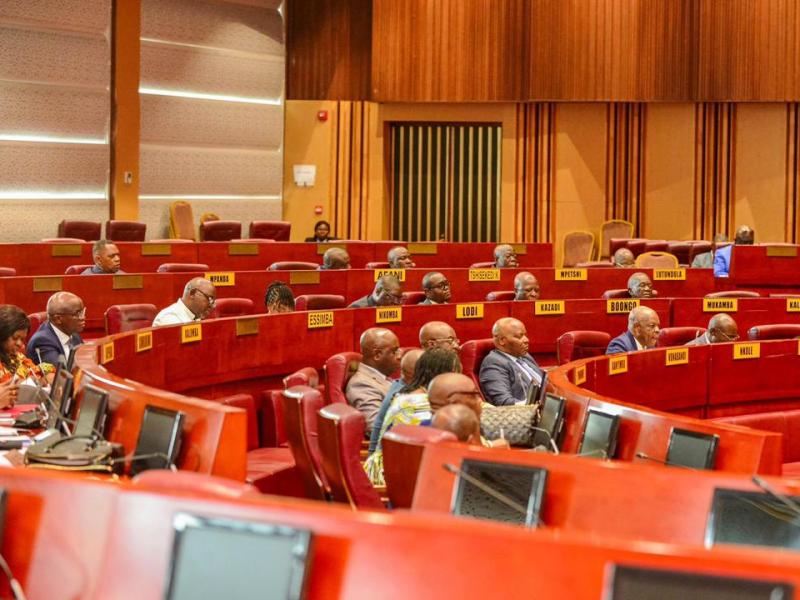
[470,261,496,268]
[220,394,260,451]
[65,264,93,275]
[324,351,362,404]
[713,410,800,471]
[609,237,634,256]
[105,304,157,335]
[26,311,47,345]
[249,221,291,241]
[156,263,210,273]
[747,324,800,341]
[460,339,495,388]
[199,220,242,241]
[317,403,385,510]
[625,239,648,257]
[602,288,630,299]
[0,268,16,277]
[283,367,320,389]
[58,220,101,241]
[382,425,456,508]
[105,220,146,242]
[365,261,390,269]
[688,241,713,263]
[294,294,346,311]
[667,241,693,265]
[282,386,330,500]
[643,240,669,253]
[131,470,258,498]
[486,290,516,302]
[210,297,254,318]
[41,237,85,243]
[268,261,320,271]
[401,291,426,305]
[556,331,612,365]
[705,290,760,298]
[657,326,706,347]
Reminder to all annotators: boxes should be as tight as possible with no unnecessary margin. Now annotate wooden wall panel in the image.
[371,0,528,102]
[287,0,372,100]
[694,104,735,239]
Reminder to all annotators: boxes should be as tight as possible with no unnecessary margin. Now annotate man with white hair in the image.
[606,306,661,355]
[27,292,85,365]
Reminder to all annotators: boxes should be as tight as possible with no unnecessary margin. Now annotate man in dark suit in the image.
[27,292,85,366]
[479,317,544,406]
[606,306,661,355]
[685,313,739,346]
[420,272,451,305]
[349,275,402,308]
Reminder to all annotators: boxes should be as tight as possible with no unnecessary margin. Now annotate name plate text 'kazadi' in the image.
[376,306,402,323]
[555,269,587,281]
[573,364,587,386]
[101,342,114,365]
[373,269,406,282]
[653,269,686,281]
[733,342,760,360]
[456,303,484,319]
[468,269,500,281]
[608,355,628,375]
[534,300,565,315]
[308,311,334,329]
[136,331,153,353]
[787,298,800,312]
[703,298,738,312]
[181,323,202,343]
[665,348,689,366]
[607,298,640,314]
[205,272,235,286]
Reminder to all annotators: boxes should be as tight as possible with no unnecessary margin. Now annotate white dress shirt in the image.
[152,299,196,327]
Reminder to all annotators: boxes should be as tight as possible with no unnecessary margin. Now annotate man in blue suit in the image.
[606,306,661,355]
[27,292,85,366]
[479,317,544,406]
[714,225,754,277]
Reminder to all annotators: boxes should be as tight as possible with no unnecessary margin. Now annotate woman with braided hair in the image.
[264,281,295,314]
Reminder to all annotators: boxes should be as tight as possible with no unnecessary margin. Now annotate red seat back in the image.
[470,261,496,268]
[608,237,634,256]
[365,261,390,269]
[382,425,456,508]
[747,324,800,341]
[643,240,668,253]
[556,331,612,365]
[26,311,47,345]
[705,290,760,298]
[486,290,515,302]
[268,261,320,271]
[105,220,146,242]
[210,297,254,318]
[294,294,346,311]
[0,268,16,277]
[131,470,258,498]
[219,393,259,451]
[602,288,630,299]
[104,304,158,335]
[249,221,290,241]
[317,403,384,509]
[401,291,426,305]
[281,386,330,500]
[688,241,713,263]
[323,351,362,404]
[65,264,93,275]
[460,339,494,387]
[667,241,692,265]
[58,220,101,241]
[657,326,706,347]
[283,367,320,389]
[625,239,647,257]
[199,220,242,241]
[156,263,210,273]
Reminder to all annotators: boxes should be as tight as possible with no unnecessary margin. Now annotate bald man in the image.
[494,244,519,268]
[346,327,401,433]
[320,247,350,270]
[27,291,85,365]
[627,272,655,298]
[387,246,416,269]
[432,402,481,444]
[368,348,423,452]
[153,277,217,326]
[714,225,755,277]
[419,321,461,351]
[428,372,484,416]
[613,248,635,267]
[349,275,402,308]
[606,306,661,355]
[514,271,540,301]
[686,314,739,346]
[479,317,544,406]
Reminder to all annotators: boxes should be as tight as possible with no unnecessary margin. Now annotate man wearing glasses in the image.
[419,321,461,352]
[606,306,661,355]
[420,272,451,305]
[28,292,85,365]
[685,313,739,346]
[348,275,402,308]
[153,277,217,327]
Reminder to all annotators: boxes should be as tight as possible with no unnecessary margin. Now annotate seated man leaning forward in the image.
[432,403,482,445]
[82,239,123,275]
[494,244,519,268]
[421,272,451,305]
[349,274,402,308]
[685,313,739,346]
[479,317,544,406]
[27,292,85,365]
[514,271,540,301]
[387,246,416,269]
[152,277,217,327]
[627,272,655,298]
[345,327,400,434]
[319,247,350,270]
[419,320,461,352]
[613,248,635,267]
[368,348,423,453]
[606,306,660,355]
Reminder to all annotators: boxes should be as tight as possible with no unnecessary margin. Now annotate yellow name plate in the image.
[308,311,334,329]
[113,274,143,290]
[181,323,202,343]
[733,342,760,360]
[407,242,437,254]
[136,331,153,353]
[101,341,114,365]
[608,355,628,375]
[766,245,798,257]
[535,300,565,315]
[374,269,406,282]
[607,298,640,314]
[573,364,587,385]
[468,269,501,281]
[510,243,527,255]
[290,271,320,285]
[703,298,738,312]
[665,347,689,366]
[555,269,587,281]
[33,277,63,293]
[228,243,258,256]
[787,298,800,312]
[456,303,484,319]
[51,244,82,257]
[654,269,686,281]
[141,243,172,256]
[236,318,260,337]
[205,272,235,287]
[376,306,402,323]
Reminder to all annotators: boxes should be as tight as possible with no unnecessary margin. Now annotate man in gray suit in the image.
[685,313,739,346]
[346,327,401,434]
[479,317,544,406]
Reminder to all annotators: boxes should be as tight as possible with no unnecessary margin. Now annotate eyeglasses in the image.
[426,280,451,290]
[57,309,86,319]
[192,288,216,307]
[427,336,460,348]
[715,330,739,342]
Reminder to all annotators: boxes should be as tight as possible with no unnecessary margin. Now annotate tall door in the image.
[391,123,502,242]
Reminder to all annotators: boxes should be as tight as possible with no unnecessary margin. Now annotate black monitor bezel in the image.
[130,405,184,476]
[47,362,74,431]
[525,369,548,407]
[73,383,109,438]
[534,393,566,449]
[578,409,620,459]
[666,427,719,470]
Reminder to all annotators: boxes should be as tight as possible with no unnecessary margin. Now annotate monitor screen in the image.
[666,428,719,470]
[706,487,800,552]
[526,370,548,407]
[165,513,312,600]
[578,409,619,459]
[534,394,565,450]
[451,459,547,528]
[609,564,794,600]
[130,406,184,476]
[73,384,109,438]
[47,363,74,431]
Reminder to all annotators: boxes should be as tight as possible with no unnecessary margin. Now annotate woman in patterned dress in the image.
[0,305,53,408]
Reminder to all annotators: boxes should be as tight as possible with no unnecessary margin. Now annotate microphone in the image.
[635,451,697,470]
[530,426,559,454]
[443,462,528,516]
[0,551,27,600]
[752,475,800,517]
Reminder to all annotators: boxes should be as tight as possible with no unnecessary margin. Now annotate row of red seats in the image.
[52,219,291,242]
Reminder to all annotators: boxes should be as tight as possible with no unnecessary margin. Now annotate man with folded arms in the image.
[346,327,401,434]
[387,246,416,269]
[153,277,217,326]
[685,313,739,346]
[28,292,85,365]
[514,272,541,301]
[606,306,661,355]
[479,317,544,406]
[420,271,451,305]
[349,275,402,308]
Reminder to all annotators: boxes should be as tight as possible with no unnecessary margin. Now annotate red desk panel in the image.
[671,297,800,332]
[731,244,800,286]
[0,243,94,276]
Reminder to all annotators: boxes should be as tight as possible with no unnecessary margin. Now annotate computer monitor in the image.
[451,459,548,528]
[526,370,548,407]
[578,409,619,459]
[666,428,719,470]
[705,487,800,552]
[47,363,74,431]
[533,394,566,450]
[130,405,185,476]
[73,384,109,438]
[609,564,794,600]
[165,513,313,600]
